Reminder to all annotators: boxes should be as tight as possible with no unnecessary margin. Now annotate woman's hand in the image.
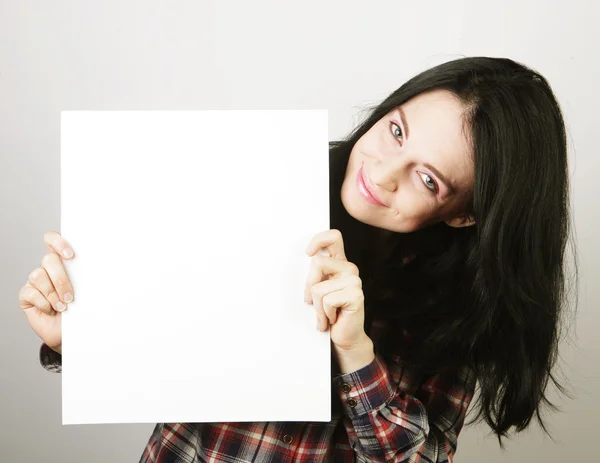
[18,231,75,354]
[305,229,375,373]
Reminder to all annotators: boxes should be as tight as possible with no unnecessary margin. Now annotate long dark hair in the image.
[329,56,578,447]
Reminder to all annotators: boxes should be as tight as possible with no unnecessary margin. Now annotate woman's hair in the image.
[329,56,578,447]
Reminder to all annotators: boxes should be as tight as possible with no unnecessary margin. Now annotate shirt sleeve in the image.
[39,343,62,373]
[332,351,476,463]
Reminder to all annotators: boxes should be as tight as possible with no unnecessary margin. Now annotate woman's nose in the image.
[371,165,399,192]
[375,179,397,192]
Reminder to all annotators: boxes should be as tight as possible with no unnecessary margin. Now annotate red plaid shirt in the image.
[40,328,476,463]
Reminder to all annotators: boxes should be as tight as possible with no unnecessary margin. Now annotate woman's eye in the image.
[390,122,404,143]
[419,172,438,193]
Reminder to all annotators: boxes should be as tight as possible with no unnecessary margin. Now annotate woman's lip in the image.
[356,166,386,206]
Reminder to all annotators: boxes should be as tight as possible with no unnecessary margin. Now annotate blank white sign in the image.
[61,110,331,424]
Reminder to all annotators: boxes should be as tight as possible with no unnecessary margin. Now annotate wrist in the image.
[333,336,375,374]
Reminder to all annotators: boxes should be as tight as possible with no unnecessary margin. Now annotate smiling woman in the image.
[25,55,576,463]
[342,89,475,232]
[329,56,576,453]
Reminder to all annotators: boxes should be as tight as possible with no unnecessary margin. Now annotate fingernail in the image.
[56,301,66,312]
[64,292,73,303]
[304,294,311,303]
[63,248,73,258]
[317,321,321,330]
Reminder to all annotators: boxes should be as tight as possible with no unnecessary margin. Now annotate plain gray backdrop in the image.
[2,1,598,461]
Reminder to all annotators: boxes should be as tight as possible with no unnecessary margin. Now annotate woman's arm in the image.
[333,352,476,463]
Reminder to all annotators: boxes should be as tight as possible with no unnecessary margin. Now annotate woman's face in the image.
[341,89,476,233]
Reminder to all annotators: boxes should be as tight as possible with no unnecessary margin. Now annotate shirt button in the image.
[341,383,352,393]
[283,434,293,444]
[347,398,358,408]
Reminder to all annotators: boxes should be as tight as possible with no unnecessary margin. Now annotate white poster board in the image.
[60,110,331,424]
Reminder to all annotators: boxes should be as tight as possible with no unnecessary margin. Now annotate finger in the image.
[322,286,364,318]
[310,276,362,326]
[41,253,74,308]
[41,252,74,305]
[44,230,75,259]
[314,306,329,332]
[305,229,347,260]
[29,265,66,312]
[304,255,359,303]
[19,283,55,316]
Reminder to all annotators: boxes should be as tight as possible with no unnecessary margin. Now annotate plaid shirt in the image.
[40,329,476,463]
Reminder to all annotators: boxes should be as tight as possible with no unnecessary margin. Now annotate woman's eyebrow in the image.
[398,107,410,139]
[425,162,457,195]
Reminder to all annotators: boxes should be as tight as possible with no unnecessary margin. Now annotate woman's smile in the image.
[356,165,386,207]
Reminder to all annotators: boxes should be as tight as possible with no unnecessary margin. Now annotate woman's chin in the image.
[341,193,419,234]
[342,191,387,229]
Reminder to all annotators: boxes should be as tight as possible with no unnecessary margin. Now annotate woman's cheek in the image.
[396,191,435,232]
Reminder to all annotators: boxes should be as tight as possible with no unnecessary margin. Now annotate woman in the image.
[21,56,575,462]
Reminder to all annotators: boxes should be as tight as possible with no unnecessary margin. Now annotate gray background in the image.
[1,1,598,461]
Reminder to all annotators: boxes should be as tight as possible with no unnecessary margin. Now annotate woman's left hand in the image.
[305,229,375,371]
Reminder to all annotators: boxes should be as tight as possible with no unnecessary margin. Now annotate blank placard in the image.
[61,110,330,424]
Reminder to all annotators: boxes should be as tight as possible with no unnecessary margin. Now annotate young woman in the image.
[21,56,576,462]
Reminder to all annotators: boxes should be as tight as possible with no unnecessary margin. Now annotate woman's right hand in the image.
[18,231,75,355]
